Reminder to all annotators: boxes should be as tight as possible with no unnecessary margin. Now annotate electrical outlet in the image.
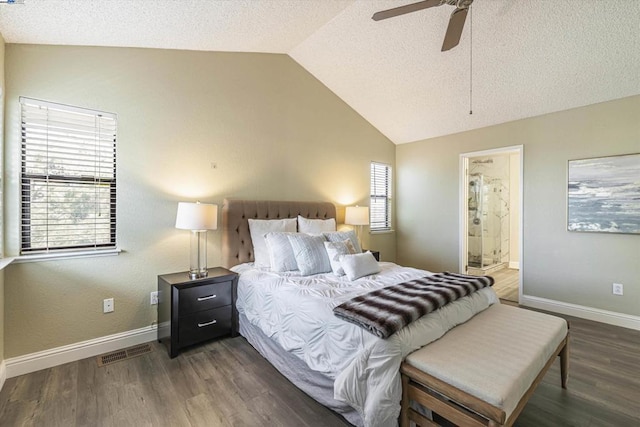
[103,298,114,313]
[150,291,159,305]
[612,283,623,296]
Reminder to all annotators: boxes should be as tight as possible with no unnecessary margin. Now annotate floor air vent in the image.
[97,343,153,367]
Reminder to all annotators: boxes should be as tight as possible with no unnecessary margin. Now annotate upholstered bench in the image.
[400,304,569,427]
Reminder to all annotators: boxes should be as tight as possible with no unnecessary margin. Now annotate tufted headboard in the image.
[221,199,337,268]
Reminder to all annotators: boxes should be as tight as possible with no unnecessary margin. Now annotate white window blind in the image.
[20,97,117,254]
[370,162,392,231]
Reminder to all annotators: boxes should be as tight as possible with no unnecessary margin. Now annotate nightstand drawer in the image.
[179,281,232,314]
[179,306,232,345]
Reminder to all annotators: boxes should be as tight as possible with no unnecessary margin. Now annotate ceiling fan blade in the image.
[441,7,468,51]
[372,0,442,21]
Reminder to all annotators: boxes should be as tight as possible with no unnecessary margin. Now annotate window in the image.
[20,97,117,254]
[370,162,392,231]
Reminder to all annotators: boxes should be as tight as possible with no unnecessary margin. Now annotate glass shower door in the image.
[467,173,502,270]
[468,174,483,268]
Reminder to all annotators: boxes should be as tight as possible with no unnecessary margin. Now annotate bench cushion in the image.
[405,304,568,419]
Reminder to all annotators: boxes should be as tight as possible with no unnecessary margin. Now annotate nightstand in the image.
[365,250,380,261]
[158,267,238,358]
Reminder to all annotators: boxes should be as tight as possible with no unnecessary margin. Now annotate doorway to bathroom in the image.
[459,146,522,303]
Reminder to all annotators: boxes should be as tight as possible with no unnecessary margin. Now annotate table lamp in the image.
[345,205,369,248]
[175,201,218,279]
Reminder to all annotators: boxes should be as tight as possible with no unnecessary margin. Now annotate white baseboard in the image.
[508,261,520,269]
[0,360,6,392]
[6,324,157,379]
[520,295,640,331]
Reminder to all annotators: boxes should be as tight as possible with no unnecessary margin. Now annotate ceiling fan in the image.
[372,0,473,51]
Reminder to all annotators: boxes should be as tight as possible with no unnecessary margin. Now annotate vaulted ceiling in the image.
[1,0,638,144]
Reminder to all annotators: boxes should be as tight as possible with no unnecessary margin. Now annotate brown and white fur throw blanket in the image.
[333,272,494,339]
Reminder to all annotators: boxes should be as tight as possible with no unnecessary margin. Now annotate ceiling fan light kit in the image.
[372,0,474,51]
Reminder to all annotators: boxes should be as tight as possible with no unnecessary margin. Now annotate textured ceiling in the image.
[1,0,638,144]
[0,0,354,53]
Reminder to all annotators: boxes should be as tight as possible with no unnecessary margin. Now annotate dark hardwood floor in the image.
[515,313,640,426]
[0,338,348,427]
[1,312,638,426]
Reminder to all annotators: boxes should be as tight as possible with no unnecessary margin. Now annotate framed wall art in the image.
[567,153,640,234]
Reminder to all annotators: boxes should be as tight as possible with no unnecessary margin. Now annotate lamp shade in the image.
[345,206,369,226]
[175,202,218,231]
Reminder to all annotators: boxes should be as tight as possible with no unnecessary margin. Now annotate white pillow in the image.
[324,239,356,276]
[287,233,332,276]
[323,230,362,253]
[248,218,297,268]
[340,252,380,281]
[297,215,336,234]
[265,232,298,272]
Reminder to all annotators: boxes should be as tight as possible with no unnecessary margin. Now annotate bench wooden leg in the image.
[560,337,569,389]
[401,373,410,427]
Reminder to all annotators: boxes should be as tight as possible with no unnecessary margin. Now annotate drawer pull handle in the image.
[197,294,217,301]
[198,320,217,327]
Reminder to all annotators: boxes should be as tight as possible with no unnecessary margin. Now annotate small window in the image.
[370,162,392,231]
[20,97,117,254]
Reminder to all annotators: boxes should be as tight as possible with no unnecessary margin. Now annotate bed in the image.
[221,199,500,427]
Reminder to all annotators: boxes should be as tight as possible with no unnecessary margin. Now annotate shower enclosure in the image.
[467,172,505,270]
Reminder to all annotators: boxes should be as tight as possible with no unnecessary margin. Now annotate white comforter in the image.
[233,262,499,427]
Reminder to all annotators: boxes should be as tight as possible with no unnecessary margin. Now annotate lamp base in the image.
[355,225,363,249]
[188,230,208,280]
[188,269,208,280]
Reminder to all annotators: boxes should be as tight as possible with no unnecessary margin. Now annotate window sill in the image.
[13,248,122,264]
[0,257,16,270]
[370,229,395,235]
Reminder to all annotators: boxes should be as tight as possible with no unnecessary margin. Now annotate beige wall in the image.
[0,33,5,365]
[397,96,640,316]
[3,44,395,357]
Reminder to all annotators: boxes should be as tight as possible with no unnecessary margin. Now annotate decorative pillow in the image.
[297,215,336,234]
[340,252,380,281]
[265,232,298,272]
[248,218,297,268]
[323,230,362,254]
[324,239,356,276]
[287,233,332,276]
